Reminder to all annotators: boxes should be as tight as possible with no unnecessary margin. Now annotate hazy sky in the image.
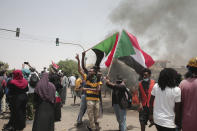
[0,0,123,71]
[1,0,196,72]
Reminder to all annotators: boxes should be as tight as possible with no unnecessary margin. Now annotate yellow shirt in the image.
[75,78,82,91]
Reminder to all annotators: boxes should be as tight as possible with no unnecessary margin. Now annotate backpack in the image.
[121,88,132,109]
[29,73,39,87]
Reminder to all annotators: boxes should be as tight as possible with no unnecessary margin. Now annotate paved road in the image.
[0,89,156,131]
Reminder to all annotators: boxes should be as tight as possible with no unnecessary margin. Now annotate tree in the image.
[0,61,9,71]
[58,59,79,76]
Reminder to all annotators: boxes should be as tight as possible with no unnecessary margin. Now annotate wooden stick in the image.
[106,33,120,77]
[107,58,115,77]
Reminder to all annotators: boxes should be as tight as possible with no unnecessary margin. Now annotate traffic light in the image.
[56,38,59,46]
[16,28,20,37]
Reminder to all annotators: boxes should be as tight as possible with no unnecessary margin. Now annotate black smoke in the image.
[109,59,139,91]
[109,0,197,66]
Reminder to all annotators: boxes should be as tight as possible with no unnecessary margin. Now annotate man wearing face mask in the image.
[138,68,155,131]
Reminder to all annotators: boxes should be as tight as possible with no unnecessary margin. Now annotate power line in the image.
[0,36,53,46]
[21,32,55,42]
[0,30,54,44]
[0,27,86,51]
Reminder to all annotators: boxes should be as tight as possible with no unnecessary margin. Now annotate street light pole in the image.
[56,38,87,65]
[59,42,87,66]
[59,42,85,52]
[0,28,15,32]
[0,27,20,37]
[55,38,85,52]
[55,38,87,66]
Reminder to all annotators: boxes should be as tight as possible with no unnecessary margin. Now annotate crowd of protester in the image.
[0,56,197,131]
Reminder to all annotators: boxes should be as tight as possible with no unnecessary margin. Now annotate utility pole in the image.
[55,38,87,66]
[55,38,85,51]
[0,27,20,37]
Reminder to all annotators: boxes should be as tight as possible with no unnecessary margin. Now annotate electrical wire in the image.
[0,28,86,50]
[0,35,54,46]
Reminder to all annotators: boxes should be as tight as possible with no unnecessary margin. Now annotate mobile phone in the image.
[24,62,29,64]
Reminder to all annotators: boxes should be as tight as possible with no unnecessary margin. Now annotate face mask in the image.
[143,78,149,82]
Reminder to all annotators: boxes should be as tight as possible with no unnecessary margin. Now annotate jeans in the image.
[113,104,127,131]
[77,94,87,123]
[70,86,75,98]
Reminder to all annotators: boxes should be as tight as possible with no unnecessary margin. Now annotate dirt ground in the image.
[0,89,156,131]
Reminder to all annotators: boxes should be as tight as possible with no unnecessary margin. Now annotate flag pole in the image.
[107,58,115,76]
[106,31,122,77]
[85,32,119,52]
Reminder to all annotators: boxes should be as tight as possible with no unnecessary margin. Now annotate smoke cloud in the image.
[109,59,139,90]
[109,0,197,66]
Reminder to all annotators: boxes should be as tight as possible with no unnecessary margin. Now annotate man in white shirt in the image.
[69,75,76,98]
[61,74,68,105]
[149,68,181,131]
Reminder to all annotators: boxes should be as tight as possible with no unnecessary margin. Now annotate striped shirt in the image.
[83,74,102,101]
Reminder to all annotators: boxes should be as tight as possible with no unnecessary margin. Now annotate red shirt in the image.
[180,78,197,131]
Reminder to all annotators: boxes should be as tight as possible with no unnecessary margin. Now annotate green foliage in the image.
[6,69,14,76]
[58,59,79,76]
[48,59,78,77]
[0,61,9,71]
